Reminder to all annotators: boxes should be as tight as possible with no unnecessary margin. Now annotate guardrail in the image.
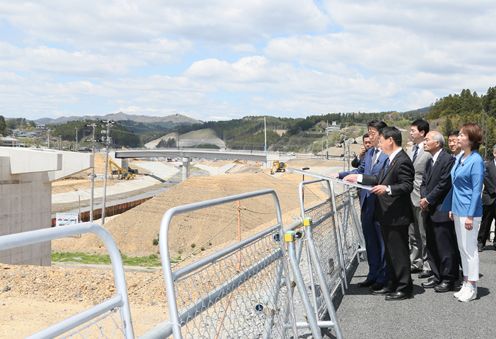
[142,189,301,339]
[2,175,363,338]
[0,223,134,339]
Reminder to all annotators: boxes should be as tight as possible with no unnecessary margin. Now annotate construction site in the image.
[2,144,495,339]
[0,145,350,337]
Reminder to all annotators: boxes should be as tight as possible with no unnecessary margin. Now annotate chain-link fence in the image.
[288,175,363,338]
[143,189,301,339]
[4,178,362,338]
[58,307,125,339]
[0,223,134,339]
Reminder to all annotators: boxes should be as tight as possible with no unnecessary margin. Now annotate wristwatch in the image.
[386,186,392,195]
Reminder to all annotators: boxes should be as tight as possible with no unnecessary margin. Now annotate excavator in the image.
[270,160,287,175]
[108,159,138,180]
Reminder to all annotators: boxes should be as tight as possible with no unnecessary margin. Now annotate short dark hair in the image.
[362,133,370,140]
[460,123,483,151]
[380,126,402,146]
[448,130,459,138]
[411,119,430,136]
[367,120,387,133]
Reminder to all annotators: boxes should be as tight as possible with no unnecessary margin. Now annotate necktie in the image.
[412,145,419,163]
[372,148,379,164]
[384,158,390,172]
[379,158,390,181]
[427,158,434,176]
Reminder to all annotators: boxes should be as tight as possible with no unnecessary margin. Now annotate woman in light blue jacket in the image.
[442,123,484,302]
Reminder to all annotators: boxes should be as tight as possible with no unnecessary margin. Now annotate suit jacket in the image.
[409,143,432,207]
[339,147,388,209]
[441,151,484,217]
[482,160,496,206]
[351,154,363,168]
[362,149,414,226]
[419,150,455,222]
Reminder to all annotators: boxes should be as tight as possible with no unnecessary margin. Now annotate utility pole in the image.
[326,121,329,160]
[264,116,267,153]
[88,123,97,222]
[58,136,62,150]
[75,127,79,151]
[101,120,114,225]
[47,129,51,149]
[236,200,242,271]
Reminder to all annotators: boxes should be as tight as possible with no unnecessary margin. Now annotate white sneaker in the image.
[457,284,477,302]
[453,281,467,298]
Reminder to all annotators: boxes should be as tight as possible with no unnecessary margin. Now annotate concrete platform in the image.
[336,250,495,339]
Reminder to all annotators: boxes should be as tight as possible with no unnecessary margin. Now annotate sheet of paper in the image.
[288,168,373,191]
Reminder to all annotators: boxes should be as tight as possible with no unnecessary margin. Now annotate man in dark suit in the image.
[339,121,389,290]
[351,133,371,168]
[419,131,459,292]
[478,144,496,251]
[345,127,414,300]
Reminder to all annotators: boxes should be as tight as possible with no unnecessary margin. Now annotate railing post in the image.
[285,230,322,339]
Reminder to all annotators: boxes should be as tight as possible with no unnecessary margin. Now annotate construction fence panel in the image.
[0,223,134,339]
[143,189,298,339]
[298,178,363,315]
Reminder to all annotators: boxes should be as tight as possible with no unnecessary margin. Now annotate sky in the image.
[1,0,495,121]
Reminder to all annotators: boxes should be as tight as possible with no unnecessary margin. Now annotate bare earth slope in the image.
[52,171,328,257]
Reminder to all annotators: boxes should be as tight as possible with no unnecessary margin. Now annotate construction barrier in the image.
[0,223,134,338]
[4,176,363,338]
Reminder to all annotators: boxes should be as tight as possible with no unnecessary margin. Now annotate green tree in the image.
[0,115,6,136]
[483,86,496,117]
[443,117,454,135]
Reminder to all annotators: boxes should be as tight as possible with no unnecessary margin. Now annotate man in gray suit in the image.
[409,119,432,278]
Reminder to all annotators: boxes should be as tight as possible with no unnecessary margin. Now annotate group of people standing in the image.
[338,119,487,302]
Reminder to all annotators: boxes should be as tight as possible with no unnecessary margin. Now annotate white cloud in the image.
[0,0,496,120]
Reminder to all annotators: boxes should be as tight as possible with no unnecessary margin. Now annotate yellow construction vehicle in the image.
[270,160,287,175]
[108,159,138,180]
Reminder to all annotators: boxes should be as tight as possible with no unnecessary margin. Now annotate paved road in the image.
[336,249,495,339]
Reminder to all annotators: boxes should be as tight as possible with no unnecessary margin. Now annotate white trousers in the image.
[453,215,481,281]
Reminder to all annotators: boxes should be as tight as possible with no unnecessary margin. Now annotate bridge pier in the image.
[182,157,190,181]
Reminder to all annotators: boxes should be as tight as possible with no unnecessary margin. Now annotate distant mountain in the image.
[402,106,431,116]
[35,112,200,125]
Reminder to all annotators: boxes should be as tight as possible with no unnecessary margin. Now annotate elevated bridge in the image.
[114,148,270,162]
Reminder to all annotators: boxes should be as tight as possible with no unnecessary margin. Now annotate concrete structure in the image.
[114,148,269,162]
[115,148,270,180]
[0,147,92,265]
[0,136,19,147]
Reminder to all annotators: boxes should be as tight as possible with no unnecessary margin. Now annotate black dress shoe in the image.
[357,279,375,288]
[478,242,484,252]
[385,291,412,301]
[371,286,391,295]
[434,281,454,293]
[418,270,433,279]
[421,279,438,288]
[370,283,384,291]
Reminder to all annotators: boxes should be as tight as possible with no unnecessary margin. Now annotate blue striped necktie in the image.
[412,145,419,163]
[384,158,390,172]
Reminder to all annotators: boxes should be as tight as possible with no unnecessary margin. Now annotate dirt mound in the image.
[0,263,166,336]
[53,172,328,257]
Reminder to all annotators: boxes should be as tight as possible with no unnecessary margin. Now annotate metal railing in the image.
[0,223,134,339]
[142,189,302,339]
[2,174,364,338]
[279,177,363,339]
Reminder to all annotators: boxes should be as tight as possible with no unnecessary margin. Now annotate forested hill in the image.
[1,109,430,151]
[427,86,496,155]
